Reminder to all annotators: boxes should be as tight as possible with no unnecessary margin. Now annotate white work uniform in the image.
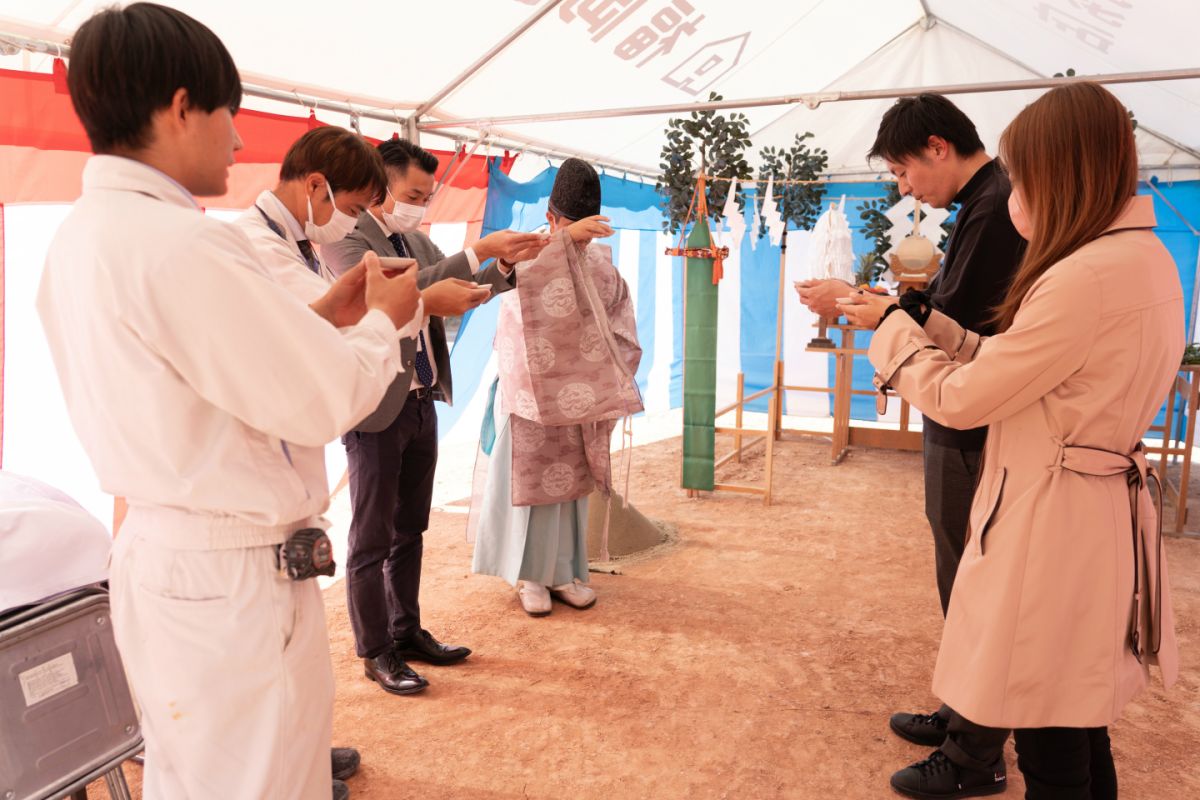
[36,156,405,800]
[232,190,423,524]
[237,189,337,304]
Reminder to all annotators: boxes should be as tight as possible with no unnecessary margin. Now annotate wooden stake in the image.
[735,372,745,462]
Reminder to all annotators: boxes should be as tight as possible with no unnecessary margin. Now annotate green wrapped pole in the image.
[681,218,718,491]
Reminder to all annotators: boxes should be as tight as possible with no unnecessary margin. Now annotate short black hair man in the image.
[322,139,547,695]
[236,125,389,302]
[39,5,418,798]
[797,93,1025,799]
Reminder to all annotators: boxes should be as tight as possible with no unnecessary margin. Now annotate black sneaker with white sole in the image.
[890,709,950,747]
[890,749,1007,799]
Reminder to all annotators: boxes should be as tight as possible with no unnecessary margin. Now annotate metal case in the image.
[0,588,141,800]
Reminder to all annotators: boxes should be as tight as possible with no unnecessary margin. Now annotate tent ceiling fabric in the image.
[1,0,1197,178]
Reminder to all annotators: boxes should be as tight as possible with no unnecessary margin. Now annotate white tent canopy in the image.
[1,0,1197,180]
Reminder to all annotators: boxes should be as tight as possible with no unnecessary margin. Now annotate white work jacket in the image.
[37,156,404,547]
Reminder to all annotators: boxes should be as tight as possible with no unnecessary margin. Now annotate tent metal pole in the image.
[0,25,663,178]
[435,123,662,178]
[929,16,1200,167]
[917,0,935,27]
[0,30,427,127]
[417,67,1200,130]
[411,0,563,120]
[5,24,1195,179]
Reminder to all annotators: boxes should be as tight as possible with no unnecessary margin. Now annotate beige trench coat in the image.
[870,195,1182,728]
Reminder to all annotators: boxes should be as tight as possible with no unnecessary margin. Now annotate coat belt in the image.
[1056,442,1164,666]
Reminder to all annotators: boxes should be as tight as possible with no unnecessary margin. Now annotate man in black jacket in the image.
[797,94,1025,799]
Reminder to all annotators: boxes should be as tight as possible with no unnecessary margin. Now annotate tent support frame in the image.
[418,67,1200,131]
[410,0,564,123]
[5,21,1200,178]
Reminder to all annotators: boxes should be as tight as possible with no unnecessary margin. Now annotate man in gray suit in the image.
[323,138,546,696]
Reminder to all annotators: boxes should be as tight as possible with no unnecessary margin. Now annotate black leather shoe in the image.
[890,750,1007,799]
[333,779,350,800]
[394,628,472,665]
[363,651,429,695]
[891,709,950,747]
[332,747,360,781]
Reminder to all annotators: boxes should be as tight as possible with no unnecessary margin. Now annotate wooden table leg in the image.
[764,387,777,505]
[1178,373,1199,533]
[734,372,744,462]
[1159,378,1179,482]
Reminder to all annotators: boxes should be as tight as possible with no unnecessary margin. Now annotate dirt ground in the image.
[95,434,1199,799]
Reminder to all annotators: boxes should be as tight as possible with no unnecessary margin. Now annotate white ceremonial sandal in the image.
[518,581,552,617]
[550,580,597,610]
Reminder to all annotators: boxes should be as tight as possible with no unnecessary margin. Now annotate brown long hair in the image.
[993,82,1138,331]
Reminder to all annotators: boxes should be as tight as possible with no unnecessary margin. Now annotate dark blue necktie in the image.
[295,238,319,274]
[386,232,409,258]
[255,205,319,274]
[388,232,434,388]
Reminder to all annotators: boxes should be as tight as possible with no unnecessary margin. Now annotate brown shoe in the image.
[363,651,428,695]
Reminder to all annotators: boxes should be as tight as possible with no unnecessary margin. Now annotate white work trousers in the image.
[110,512,334,799]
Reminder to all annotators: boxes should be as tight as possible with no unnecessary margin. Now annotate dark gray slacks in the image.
[343,392,438,659]
[923,437,982,617]
[923,437,1009,771]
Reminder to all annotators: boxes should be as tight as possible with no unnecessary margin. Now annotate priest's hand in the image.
[795,278,855,318]
[422,278,493,317]
[311,260,368,327]
[476,230,551,263]
[363,251,421,329]
[566,215,614,244]
[837,291,898,329]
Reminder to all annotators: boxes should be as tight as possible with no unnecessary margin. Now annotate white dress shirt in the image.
[37,156,406,546]
[367,212,477,389]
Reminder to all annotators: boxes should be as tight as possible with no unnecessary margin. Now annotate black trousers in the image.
[1013,727,1116,800]
[923,437,982,617]
[343,391,438,659]
[923,437,1010,770]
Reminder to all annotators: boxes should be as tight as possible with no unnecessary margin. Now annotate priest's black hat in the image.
[548,158,601,221]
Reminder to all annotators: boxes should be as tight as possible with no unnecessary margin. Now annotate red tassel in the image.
[52,57,69,93]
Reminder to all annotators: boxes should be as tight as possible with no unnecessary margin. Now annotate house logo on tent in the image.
[663,32,749,96]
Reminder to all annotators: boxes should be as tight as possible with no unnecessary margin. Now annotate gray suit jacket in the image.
[322,212,515,432]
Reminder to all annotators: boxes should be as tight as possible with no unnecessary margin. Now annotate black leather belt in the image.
[410,385,432,399]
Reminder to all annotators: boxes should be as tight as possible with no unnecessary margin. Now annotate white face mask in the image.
[382,189,427,234]
[305,181,358,245]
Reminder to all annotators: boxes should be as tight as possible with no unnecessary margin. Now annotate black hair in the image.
[377,138,440,176]
[280,127,387,205]
[867,93,984,165]
[67,3,243,154]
